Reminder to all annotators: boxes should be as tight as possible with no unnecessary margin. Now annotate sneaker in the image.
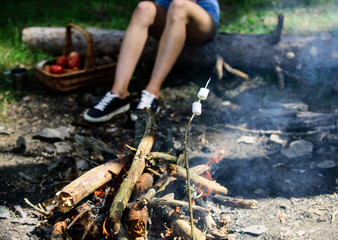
[130,90,159,121]
[84,91,130,123]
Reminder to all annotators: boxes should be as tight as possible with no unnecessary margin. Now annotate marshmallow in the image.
[197,87,209,100]
[192,102,202,115]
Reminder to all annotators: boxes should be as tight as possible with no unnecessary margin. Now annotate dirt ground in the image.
[0,69,337,240]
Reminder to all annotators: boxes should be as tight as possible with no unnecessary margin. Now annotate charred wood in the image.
[166,164,228,195]
[55,154,131,213]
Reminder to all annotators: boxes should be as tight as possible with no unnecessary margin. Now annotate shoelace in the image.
[94,92,117,111]
[137,90,156,109]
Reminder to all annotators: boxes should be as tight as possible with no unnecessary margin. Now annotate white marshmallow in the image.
[197,88,209,100]
[192,102,202,115]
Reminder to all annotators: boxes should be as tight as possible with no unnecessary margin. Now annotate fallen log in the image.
[55,154,132,213]
[22,14,338,73]
[166,164,228,195]
[109,110,157,235]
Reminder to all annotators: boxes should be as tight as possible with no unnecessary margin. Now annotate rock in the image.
[0,206,10,219]
[281,140,313,158]
[16,136,26,152]
[54,142,72,154]
[237,136,257,144]
[43,145,55,153]
[13,205,26,218]
[241,225,268,236]
[317,160,337,169]
[269,134,287,146]
[33,126,74,142]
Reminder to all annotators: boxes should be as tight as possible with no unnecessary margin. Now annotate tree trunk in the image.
[22,15,338,74]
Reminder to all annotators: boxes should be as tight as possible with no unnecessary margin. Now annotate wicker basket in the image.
[35,23,116,92]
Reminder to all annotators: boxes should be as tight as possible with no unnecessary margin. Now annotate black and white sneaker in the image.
[84,91,130,123]
[130,90,159,121]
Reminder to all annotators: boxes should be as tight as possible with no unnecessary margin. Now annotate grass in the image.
[0,0,337,120]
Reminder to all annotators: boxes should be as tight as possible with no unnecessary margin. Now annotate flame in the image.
[94,186,106,199]
[165,228,173,236]
[198,150,225,199]
[103,216,110,236]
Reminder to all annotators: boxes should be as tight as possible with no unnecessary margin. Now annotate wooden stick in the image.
[55,154,131,213]
[223,62,249,80]
[225,124,283,135]
[109,110,156,235]
[166,164,228,195]
[148,198,209,214]
[127,172,154,238]
[214,194,258,209]
[146,152,177,163]
[51,220,71,240]
[153,207,206,240]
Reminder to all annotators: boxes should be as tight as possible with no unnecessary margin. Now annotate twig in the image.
[225,124,282,135]
[24,198,49,216]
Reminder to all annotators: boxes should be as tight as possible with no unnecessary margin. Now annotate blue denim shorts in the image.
[155,0,220,26]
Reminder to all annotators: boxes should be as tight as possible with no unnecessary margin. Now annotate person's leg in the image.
[84,1,167,123]
[111,1,167,99]
[145,0,217,98]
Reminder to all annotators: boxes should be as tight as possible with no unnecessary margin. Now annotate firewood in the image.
[55,154,132,213]
[51,220,71,240]
[146,152,177,163]
[166,164,228,195]
[153,207,206,240]
[127,172,154,238]
[109,110,157,235]
[127,201,149,239]
[214,194,258,209]
[147,198,209,214]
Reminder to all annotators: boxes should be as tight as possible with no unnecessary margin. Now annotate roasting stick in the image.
[184,78,211,240]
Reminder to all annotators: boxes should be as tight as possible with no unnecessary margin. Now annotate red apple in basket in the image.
[49,65,64,74]
[55,55,68,67]
[68,51,81,69]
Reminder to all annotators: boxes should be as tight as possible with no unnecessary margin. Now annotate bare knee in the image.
[167,0,189,23]
[131,1,157,27]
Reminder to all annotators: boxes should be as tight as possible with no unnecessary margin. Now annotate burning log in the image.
[109,110,157,235]
[127,172,154,238]
[55,154,131,213]
[213,194,258,209]
[166,164,228,195]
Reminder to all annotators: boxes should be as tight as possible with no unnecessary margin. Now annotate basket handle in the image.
[63,23,96,71]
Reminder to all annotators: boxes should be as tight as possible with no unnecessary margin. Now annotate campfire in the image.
[24,82,257,240]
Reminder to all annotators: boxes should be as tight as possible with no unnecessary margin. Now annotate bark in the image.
[55,154,131,213]
[22,14,338,73]
[166,164,228,195]
[109,110,157,235]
